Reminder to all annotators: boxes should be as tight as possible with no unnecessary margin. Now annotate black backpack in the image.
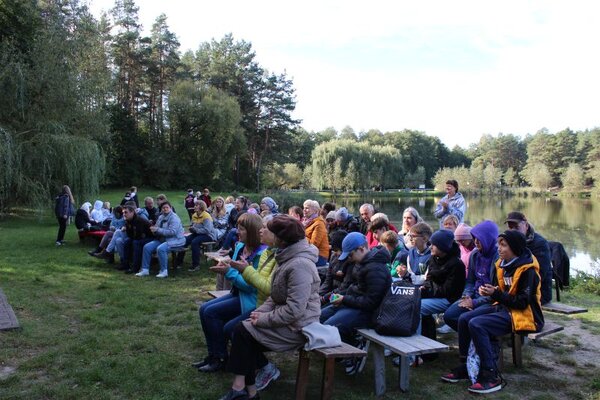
[373,281,421,336]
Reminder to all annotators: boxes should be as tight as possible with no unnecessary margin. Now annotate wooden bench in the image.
[500,322,564,368]
[542,302,588,315]
[295,342,367,400]
[357,328,449,394]
[167,246,186,273]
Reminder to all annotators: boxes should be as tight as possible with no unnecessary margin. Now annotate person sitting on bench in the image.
[441,230,544,394]
[218,215,320,400]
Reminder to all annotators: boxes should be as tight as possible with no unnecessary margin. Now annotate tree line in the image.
[1,0,599,212]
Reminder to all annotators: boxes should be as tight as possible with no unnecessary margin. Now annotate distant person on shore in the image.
[505,211,553,304]
[54,185,75,246]
[434,179,466,228]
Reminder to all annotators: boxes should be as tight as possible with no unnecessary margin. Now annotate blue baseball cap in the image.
[339,232,367,261]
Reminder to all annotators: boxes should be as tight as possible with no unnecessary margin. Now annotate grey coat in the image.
[155,211,186,247]
[243,238,321,352]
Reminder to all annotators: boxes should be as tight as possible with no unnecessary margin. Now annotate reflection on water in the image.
[321,195,599,275]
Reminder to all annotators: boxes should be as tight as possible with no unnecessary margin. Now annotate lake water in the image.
[318,195,600,275]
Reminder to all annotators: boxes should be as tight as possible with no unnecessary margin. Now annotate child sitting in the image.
[441,230,544,394]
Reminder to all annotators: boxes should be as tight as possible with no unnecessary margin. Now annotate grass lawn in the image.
[1,210,600,399]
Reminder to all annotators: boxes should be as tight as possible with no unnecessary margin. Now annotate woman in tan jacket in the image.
[302,199,330,266]
[218,215,320,400]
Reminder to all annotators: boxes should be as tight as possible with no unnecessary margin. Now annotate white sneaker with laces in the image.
[156,271,168,278]
[135,270,149,277]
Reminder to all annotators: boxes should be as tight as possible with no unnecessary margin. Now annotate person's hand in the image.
[331,294,344,306]
[209,261,230,274]
[121,226,126,232]
[335,270,344,277]
[218,248,230,256]
[396,264,408,277]
[150,225,158,233]
[479,284,497,297]
[63,215,68,219]
[229,258,249,272]
[441,200,448,209]
[249,311,260,325]
[458,296,474,310]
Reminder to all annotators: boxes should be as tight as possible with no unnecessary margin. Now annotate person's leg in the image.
[131,238,151,272]
[457,305,496,358]
[468,310,512,371]
[156,242,170,275]
[417,298,450,334]
[226,323,269,395]
[98,230,113,250]
[106,230,123,253]
[443,299,465,332]
[199,294,241,361]
[57,217,67,242]
[319,304,338,323]
[140,240,160,273]
[190,233,212,267]
[116,236,130,267]
[224,311,251,343]
[322,306,371,346]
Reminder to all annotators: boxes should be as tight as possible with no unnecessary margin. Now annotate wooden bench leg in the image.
[321,358,335,400]
[398,356,410,392]
[497,337,504,372]
[295,350,310,400]
[371,343,386,396]
[511,333,523,367]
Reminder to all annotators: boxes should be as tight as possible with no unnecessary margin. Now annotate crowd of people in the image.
[54,180,554,398]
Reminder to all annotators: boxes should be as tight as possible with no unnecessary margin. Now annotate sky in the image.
[88,0,600,148]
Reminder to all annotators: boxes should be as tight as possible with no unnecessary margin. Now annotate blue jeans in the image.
[106,230,124,253]
[141,240,170,274]
[443,295,486,332]
[221,228,238,250]
[316,255,327,267]
[199,293,244,359]
[321,304,372,346]
[457,305,508,370]
[189,233,213,267]
[417,298,450,334]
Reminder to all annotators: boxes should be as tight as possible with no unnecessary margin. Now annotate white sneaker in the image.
[437,324,454,334]
[135,270,149,277]
[156,271,168,278]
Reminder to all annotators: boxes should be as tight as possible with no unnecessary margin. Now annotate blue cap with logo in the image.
[339,232,367,261]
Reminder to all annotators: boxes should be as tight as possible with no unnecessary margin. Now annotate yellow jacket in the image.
[495,256,542,333]
[242,248,278,306]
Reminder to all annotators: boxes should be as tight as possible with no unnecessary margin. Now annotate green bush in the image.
[569,263,600,296]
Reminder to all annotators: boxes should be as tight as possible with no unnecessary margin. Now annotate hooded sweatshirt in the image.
[90,200,106,223]
[464,220,499,307]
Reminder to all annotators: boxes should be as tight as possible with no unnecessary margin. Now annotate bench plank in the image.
[208,290,230,299]
[542,302,588,315]
[528,322,564,340]
[0,289,20,331]
[358,329,448,356]
[313,342,366,358]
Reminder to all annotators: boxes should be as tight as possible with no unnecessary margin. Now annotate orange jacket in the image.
[305,216,330,259]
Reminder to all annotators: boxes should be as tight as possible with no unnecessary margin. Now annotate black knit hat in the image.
[267,215,305,244]
[498,230,527,257]
[330,230,348,251]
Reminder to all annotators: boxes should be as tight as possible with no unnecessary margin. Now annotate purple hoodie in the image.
[468,220,499,297]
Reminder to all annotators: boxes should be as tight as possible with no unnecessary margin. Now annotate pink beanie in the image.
[454,223,472,240]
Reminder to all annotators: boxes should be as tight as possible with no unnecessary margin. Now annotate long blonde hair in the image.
[212,196,227,218]
[63,185,74,204]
